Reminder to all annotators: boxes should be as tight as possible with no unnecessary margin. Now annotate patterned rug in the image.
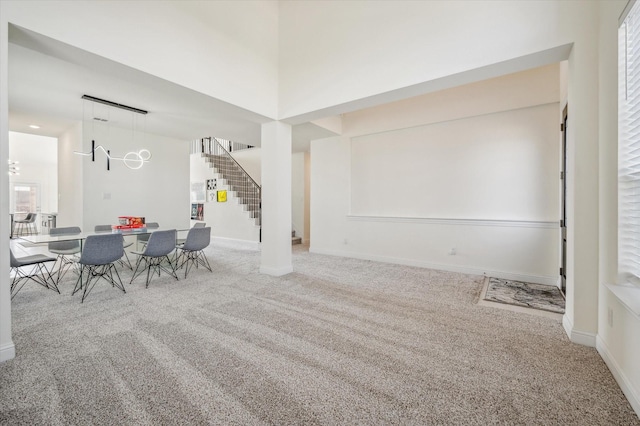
[483,277,565,314]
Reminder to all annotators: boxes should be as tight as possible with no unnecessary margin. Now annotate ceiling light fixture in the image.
[81,94,148,115]
[75,95,151,171]
[28,124,40,129]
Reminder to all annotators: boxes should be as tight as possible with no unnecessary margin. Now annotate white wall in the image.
[292,152,305,240]
[57,122,83,228]
[232,149,262,185]
[596,0,640,416]
[0,13,12,362]
[351,104,559,220]
[8,131,58,230]
[279,1,572,120]
[81,126,190,232]
[311,65,561,284]
[190,154,260,243]
[2,0,279,119]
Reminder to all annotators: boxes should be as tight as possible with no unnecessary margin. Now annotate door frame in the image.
[560,105,568,296]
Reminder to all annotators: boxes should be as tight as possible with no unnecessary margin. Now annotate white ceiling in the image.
[8,25,335,152]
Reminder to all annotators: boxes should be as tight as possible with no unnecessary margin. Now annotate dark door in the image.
[560,106,568,296]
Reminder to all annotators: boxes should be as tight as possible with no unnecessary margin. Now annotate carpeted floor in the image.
[1,242,638,425]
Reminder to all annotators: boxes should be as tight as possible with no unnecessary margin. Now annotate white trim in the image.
[620,0,637,26]
[259,265,294,276]
[309,247,558,285]
[0,342,15,363]
[211,236,260,250]
[346,215,558,229]
[604,283,640,319]
[562,314,596,347]
[597,335,640,418]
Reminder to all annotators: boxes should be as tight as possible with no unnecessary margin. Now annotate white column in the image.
[0,14,15,362]
[260,121,293,276]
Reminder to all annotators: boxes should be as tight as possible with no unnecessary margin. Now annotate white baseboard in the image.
[0,342,15,363]
[562,314,596,347]
[597,335,640,418]
[259,264,294,276]
[211,236,260,250]
[308,247,558,286]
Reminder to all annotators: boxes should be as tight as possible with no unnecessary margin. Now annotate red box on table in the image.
[113,216,146,229]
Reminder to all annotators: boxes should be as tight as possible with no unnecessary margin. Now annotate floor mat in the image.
[483,277,565,314]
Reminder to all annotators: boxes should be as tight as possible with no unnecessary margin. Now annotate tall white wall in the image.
[57,122,83,228]
[279,1,571,119]
[2,0,279,119]
[311,65,561,284]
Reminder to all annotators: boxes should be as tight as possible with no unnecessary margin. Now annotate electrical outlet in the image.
[449,248,457,255]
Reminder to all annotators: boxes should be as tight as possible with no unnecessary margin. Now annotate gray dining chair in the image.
[175,226,212,278]
[10,249,58,299]
[95,225,133,269]
[72,233,126,303]
[48,226,82,284]
[130,229,178,287]
[14,213,37,236]
[136,222,159,250]
[176,222,206,246]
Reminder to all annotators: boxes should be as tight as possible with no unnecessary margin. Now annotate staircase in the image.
[193,137,262,232]
[292,230,302,245]
[192,137,303,246]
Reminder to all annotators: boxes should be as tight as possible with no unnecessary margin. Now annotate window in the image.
[619,0,640,287]
[10,183,39,216]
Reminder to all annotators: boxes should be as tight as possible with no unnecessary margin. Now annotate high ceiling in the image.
[8,25,335,152]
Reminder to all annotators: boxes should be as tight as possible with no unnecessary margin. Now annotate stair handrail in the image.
[211,137,261,191]
[195,137,261,192]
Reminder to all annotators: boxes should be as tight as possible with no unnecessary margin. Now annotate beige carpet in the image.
[0,242,638,425]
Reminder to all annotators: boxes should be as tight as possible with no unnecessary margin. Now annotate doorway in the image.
[560,105,568,296]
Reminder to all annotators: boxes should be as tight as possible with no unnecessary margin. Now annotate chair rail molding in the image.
[346,215,559,229]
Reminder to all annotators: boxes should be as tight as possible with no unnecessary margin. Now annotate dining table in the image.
[18,226,189,252]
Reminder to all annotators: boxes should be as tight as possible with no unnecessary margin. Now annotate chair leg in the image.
[73,265,87,296]
[196,250,213,272]
[119,250,133,270]
[131,254,179,288]
[177,250,212,278]
[77,264,126,302]
[10,263,58,299]
[53,254,79,286]
[130,255,149,284]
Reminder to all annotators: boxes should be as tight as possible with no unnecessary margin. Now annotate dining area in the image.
[10,218,212,303]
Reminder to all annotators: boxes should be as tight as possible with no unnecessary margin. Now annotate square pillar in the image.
[260,121,293,276]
